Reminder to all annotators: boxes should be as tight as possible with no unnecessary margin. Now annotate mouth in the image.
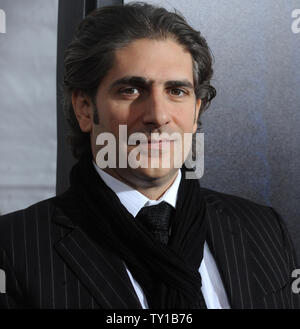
[137,139,175,155]
[126,132,179,155]
[145,139,174,144]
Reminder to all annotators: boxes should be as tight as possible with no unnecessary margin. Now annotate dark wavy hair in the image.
[62,2,216,159]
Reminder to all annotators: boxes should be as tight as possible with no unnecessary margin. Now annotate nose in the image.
[142,88,171,129]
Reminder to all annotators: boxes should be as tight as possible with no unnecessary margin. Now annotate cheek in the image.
[97,101,125,127]
[105,103,137,134]
[173,107,197,132]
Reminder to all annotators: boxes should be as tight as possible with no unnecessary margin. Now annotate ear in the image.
[71,90,94,133]
[193,99,202,134]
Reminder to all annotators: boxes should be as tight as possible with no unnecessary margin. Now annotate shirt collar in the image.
[92,161,181,218]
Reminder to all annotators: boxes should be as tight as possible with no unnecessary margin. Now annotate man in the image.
[0,2,299,309]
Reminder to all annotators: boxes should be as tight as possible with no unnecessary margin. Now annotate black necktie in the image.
[136,202,174,245]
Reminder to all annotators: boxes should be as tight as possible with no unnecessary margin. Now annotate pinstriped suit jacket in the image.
[0,187,299,309]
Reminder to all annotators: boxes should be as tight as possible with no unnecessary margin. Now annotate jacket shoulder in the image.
[200,186,270,209]
[0,198,57,245]
[200,187,297,265]
[0,197,56,221]
[200,187,285,241]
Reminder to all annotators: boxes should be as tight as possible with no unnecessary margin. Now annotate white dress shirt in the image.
[93,163,230,309]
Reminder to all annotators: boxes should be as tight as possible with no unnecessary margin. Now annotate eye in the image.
[119,87,140,95]
[169,88,187,97]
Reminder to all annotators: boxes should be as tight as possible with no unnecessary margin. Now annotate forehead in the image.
[101,38,194,87]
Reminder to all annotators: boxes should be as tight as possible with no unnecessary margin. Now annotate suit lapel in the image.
[204,194,254,309]
[52,206,142,309]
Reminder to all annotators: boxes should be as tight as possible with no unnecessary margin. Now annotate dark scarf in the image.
[66,153,208,309]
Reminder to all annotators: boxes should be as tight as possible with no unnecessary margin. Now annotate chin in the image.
[133,166,179,182]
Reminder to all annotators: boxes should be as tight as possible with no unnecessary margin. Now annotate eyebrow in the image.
[109,76,194,90]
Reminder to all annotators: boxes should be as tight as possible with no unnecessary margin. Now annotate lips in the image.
[127,132,178,154]
[137,139,174,154]
[146,139,173,144]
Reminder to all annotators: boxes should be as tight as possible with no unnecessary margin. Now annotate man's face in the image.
[76,38,201,188]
